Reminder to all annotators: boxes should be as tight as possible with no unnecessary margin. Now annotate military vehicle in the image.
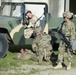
[0,2,76,58]
[0,2,50,58]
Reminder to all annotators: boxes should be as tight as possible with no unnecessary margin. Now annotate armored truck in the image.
[0,2,50,58]
[0,2,76,58]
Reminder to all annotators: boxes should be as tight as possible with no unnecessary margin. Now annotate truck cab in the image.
[0,2,49,57]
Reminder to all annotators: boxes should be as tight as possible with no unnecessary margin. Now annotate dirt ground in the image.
[0,64,76,75]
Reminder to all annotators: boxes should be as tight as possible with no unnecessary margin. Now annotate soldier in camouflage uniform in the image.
[24,10,41,38]
[53,11,75,70]
[14,48,34,60]
[32,27,53,63]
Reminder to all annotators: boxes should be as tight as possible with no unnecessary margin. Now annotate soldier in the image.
[24,10,41,38]
[14,48,34,60]
[53,11,75,70]
[32,27,53,63]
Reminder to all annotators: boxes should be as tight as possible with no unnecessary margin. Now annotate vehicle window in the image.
[12,5,21,17]
[2,5,11,16]
[25,4,45,19]
[0,3,46,19]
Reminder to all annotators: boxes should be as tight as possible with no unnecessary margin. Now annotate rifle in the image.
[50,28,73,52]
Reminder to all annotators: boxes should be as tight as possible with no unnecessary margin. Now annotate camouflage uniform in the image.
[54,11,75,70]
[58,21,75,63]
[32,31,52,63]
[14,49,34,60]
[24,12,40,38]
[28,15,40,28]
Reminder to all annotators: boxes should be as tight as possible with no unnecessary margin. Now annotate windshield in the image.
[0,5,11,16]
[0,2,46,19]
[0,3,22,17]
[12,5,21,17]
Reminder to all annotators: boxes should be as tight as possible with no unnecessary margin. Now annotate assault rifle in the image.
[50,28,73,52]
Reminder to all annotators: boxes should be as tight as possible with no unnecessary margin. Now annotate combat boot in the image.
[53,62,62,69]
[66,62,71,70]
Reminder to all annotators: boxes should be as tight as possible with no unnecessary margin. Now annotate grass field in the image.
[0,50,76,68]
[0,50,76,75]
[0,50,52,69]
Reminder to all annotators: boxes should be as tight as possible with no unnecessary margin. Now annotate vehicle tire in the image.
[0,34,8,58]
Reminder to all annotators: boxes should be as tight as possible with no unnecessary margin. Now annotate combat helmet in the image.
[63,11,73,19]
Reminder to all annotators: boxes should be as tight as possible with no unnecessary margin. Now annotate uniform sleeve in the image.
[70,22,75,40]
[35,20,40,27]
[34,16,40,27]
[29,16,40,28]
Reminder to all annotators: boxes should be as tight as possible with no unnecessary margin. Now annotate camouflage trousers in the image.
[14,49,34,60]
[32,43,52,63]
[32,48,52,63]
[14,48,52,63]
[58,41,72,66]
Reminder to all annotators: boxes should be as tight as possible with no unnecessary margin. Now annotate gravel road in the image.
[0,64,76,75]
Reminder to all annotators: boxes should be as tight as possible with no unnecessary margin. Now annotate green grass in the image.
[0,50,76,75]
[0,50,76,70]
[0,51,50,69]
[72,54,76,67]
[0,51,51,75]
[0,51,33,69]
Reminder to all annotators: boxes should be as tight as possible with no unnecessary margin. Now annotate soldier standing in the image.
[32,27,53,63]
[53,11,75,70]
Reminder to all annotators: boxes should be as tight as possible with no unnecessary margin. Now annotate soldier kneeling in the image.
[32,27,53,63]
